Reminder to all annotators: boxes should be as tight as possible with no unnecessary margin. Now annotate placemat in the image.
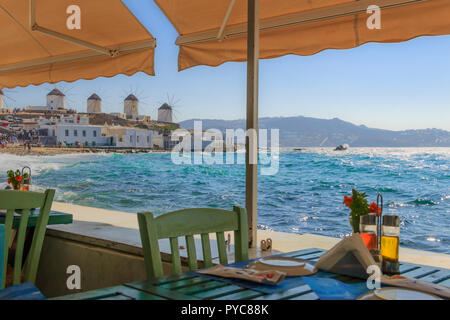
[189,255,337,295]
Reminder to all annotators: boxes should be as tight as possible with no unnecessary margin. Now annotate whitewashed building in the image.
[40,124,109,146]
[103,126,154,148]
[152,131,165,149]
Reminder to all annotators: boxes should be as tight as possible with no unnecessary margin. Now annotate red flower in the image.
[7,178,11,183]
[369,202,381,216]
[343,196,353,208]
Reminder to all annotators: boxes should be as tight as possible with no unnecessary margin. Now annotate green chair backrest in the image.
[0,225,4,289]
[137,206,248,279]
[0,190,55,288]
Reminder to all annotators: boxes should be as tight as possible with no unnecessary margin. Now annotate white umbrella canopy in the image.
[0,0,156,89]
[154,0,450,247]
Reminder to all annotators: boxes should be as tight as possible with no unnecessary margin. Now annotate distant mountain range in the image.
[180,116,450,147]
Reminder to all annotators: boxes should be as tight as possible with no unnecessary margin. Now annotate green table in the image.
[55,248,450,300]
[1,210,73,266]
[0,210,73,228]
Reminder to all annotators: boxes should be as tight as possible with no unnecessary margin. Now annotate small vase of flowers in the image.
[7,169,28,190]
[343,189,381,233]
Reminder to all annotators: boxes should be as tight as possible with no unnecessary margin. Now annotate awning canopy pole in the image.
[29,0,35,27]
[246,0,259,248]
[28,0,155,57]
[32,25,114,56]
[217,0,237,41]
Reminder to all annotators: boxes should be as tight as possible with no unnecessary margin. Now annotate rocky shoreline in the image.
[0,146,169,156]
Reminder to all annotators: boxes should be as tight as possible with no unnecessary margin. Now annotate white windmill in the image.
[124,94,139,119]
[87,93,102,113]
[46,88,66,110]
[157,94,182,123]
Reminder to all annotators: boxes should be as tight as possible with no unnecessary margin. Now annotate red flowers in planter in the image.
[343,190,381,216]
[343,196,353,209]
[6,169,28,190]
[344,189,383,233]
[369,202,381,216]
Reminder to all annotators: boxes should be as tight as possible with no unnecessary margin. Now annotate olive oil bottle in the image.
[381,215,400,275]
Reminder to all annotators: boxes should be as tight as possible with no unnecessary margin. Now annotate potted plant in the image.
[343,189,381,233]
[7,169,28,190]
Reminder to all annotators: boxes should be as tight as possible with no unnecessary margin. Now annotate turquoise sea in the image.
[1,148,449,254]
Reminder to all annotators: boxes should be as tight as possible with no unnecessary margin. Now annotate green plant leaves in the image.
[349,189,370,233]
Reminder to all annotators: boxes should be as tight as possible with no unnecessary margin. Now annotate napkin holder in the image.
[315,234,377,280]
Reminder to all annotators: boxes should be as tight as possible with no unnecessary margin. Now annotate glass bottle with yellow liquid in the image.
[381,215,400,275]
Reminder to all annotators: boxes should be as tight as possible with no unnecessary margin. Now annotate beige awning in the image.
[0,0,156,89]
[155,0,450,71]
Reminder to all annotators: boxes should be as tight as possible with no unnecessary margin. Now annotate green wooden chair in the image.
[0,223,45,300]
[137,206,249,279]
[0,189,55,288]
[0,225,4,289]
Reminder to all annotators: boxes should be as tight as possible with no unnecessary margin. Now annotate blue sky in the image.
[3,0,450,131]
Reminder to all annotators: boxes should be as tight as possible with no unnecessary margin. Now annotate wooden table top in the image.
[55,248,450,300]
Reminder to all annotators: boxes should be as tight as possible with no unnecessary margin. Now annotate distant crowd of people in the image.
[0,129,39,151]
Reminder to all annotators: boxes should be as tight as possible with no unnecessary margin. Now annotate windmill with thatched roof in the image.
[158,103,173,123]
[87,94,102,113]
[46,88,66,110]
[124,94,139,119]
